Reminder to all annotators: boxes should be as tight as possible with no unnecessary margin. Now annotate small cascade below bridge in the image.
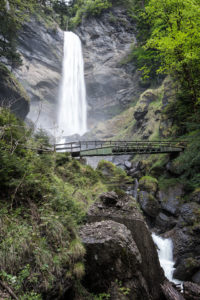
[152,233,182,287]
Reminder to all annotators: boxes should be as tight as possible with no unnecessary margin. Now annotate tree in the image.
[0,0,36,67]
[145,0,200,110]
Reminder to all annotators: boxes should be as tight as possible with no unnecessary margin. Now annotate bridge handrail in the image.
[54,140,187,151]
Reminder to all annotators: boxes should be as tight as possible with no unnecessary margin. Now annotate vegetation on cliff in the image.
[0,108,113,298]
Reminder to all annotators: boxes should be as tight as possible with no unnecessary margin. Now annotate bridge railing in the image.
[54,140,187,153]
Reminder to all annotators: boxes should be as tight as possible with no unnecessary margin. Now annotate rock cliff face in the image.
[87,76,174,140]
[76,6,143,128]
[0,64,29,119]
[14,16,63,130]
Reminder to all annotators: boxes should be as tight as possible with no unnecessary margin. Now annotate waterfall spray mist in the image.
[58,32,87,137]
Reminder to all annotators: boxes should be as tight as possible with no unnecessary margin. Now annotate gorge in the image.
[0,0,200,299]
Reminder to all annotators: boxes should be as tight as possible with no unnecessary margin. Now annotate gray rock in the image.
[134,107,148,121]
[76,6,144,126]
[183,281,200,300]
[158,185,184,216]
[192,270,200,284]
[174,257,200,281]
[0,66,29,119]
[99,191,118,206]
[155,212,177,232]
[124,160,132,170]
[138,191,160,218]
[86,193,165,299]
[80,220,151,299]
[190,190,200,204]
[179,202,200,226]
[14,17,63,131]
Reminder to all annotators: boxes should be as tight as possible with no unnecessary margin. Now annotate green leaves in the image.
[0,0,36,65]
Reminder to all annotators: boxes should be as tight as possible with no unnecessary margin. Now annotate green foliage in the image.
[139,176,158,193]
[69,0,112,28]
[172,131,200,191]
[94,293,110,300]
[0,0,36,66]
[97,160,132,192]
[144,0,200,115]
[0,108,109,298]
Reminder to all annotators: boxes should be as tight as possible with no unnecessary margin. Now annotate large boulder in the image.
[165,226,200,283]
[183,281,200,300]
[80,220,151,299]
[139,176,158,195]
[155,212,177,232]
[86,192,165,299]
[158,185,184,216]
[138,191,160,218]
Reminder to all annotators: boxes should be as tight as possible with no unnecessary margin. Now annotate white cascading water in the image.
[58,31,87,137]
[152,233,182,286]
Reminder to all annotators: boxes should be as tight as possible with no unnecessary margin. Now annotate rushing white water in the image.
[6,0,10,11]
[58,31,87,137]
[152,233,182,285]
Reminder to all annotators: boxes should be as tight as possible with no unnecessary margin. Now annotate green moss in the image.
[97,160,132,192]
[0,63,30,103]
[139,176,158,193]
[158,177,181,191]
[69,0,112,29]
[150,154,169,176]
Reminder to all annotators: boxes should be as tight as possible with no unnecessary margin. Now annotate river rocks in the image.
[183,281,200,300]
[138,191,160,218]
[174,257,200,281]
[76,6,144,127]
[158,185,184,216]
[81,192,166,299]
[124,160,132,170]
[155,212,177,232]
[179,202,200,226]
[161,280,185,300]
[14,16,63,131]
[139,176,158,194]
[190,189,200,204]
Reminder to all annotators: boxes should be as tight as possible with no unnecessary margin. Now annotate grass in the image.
[0,108,110,298]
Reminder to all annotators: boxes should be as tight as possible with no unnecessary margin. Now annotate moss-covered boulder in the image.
[139,176,158,194]
[138,191,160,218]
[97,160,132,191]
[0,63,29,119]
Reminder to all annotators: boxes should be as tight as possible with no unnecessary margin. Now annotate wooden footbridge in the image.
[54,140,186,157]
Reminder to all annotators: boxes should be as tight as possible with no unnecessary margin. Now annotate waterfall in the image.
[58,31,87,137]
[6,0,10,11]
[152,233,182,286]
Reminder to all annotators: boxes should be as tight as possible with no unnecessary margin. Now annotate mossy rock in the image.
[0,63,30,119]
[97,160,132,191]
[190,188,200,204]
[139,176,158,194]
